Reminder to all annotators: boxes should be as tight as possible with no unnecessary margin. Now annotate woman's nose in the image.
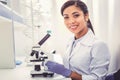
[68,18,75,24]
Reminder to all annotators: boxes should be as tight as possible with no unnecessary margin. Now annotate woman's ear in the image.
[85,13,89,22]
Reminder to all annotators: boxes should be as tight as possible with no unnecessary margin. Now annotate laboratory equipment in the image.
[30,33,54,77]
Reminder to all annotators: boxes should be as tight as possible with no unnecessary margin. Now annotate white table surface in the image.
[0,57,71,80]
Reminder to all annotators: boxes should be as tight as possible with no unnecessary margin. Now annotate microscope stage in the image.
[31,70,54,77]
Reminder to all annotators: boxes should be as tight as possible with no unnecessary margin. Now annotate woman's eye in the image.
[64,16,69,19]
[74,14,80,18]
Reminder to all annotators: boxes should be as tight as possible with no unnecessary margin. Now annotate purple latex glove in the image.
[45,61,72,77]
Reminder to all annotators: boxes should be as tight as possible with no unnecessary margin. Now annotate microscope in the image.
[30,33,55,77]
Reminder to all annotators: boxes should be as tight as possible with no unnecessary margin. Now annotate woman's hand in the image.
[45,61,82,80]
[45,61,72,77]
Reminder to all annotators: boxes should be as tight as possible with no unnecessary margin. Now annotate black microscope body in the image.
[30,33,54,77]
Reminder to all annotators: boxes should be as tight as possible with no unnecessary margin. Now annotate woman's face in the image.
[63,5,89,38]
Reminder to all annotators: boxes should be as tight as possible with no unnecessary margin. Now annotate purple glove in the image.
[45,61,72,77]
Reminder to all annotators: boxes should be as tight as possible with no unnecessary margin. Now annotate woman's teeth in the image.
[70,26,77,29]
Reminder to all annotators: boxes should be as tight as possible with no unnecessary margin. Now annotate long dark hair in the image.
[61,0,95,34]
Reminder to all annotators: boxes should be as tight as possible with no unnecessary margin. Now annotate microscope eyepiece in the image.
[38,34,50,46]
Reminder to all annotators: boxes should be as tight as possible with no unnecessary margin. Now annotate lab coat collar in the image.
[72,29,97,46]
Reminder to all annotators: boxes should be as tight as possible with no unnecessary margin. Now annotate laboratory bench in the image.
[0,57,71,80]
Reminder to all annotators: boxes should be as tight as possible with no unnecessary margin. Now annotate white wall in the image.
[14,26,33,57]
[91,0,120,73]
[107,0,120,73]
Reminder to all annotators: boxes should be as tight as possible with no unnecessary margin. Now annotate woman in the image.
[45,0,110,80]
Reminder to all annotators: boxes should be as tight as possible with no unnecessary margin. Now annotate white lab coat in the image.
[63,29,110,80]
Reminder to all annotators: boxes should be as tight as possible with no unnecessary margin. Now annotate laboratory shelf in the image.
[0,2,24,24]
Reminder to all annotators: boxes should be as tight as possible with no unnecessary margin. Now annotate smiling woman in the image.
[62,5,89,39]
[45,0,110,80]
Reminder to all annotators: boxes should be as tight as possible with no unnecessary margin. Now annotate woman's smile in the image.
[69,25,78,31]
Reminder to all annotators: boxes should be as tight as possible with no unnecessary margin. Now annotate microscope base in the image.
[31,70,54,77]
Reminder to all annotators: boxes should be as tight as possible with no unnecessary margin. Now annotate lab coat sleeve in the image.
[82,42,110,80]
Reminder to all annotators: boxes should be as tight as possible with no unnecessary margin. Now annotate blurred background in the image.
[0,0,120,74]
